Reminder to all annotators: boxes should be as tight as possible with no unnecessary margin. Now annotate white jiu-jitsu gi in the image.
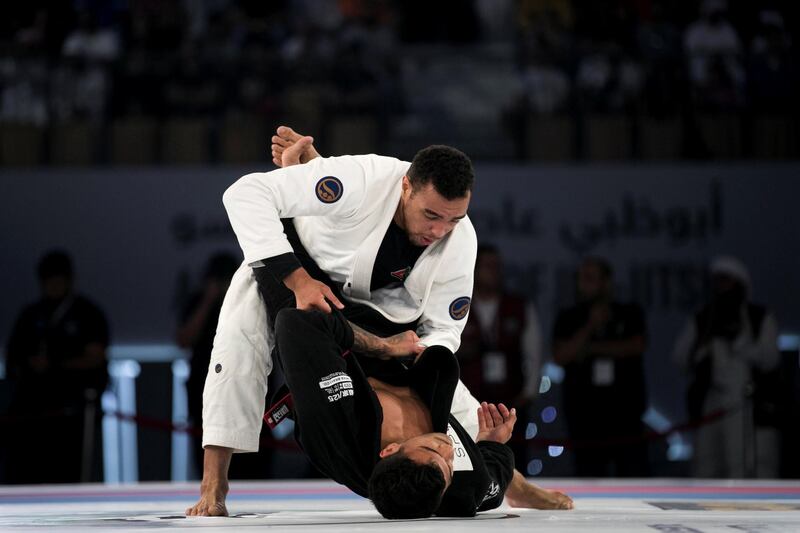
[202,154,480,452]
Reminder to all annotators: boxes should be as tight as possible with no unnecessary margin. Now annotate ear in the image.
[401,175,411,194]
[379,443,401,458]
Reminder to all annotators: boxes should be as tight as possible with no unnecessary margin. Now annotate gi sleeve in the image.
[738,312,780,372]
[475,441,515,512]
[223,155,373,265]
[416,224,477,353]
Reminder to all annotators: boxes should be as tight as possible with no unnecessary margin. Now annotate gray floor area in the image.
[0,479,798,532]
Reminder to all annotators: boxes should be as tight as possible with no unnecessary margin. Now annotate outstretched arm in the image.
[350,322,425,359]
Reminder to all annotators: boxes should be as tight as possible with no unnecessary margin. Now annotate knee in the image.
[274,307,324,334]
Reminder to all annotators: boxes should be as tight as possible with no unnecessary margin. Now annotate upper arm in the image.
[223,156,370,220]
[416,229,477,352]
[222,156,375,264]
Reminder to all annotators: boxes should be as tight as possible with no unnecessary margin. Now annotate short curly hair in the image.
[407,145,474,200]
[368,453,446,519]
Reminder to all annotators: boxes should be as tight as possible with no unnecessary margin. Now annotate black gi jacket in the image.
[272,307,514,517]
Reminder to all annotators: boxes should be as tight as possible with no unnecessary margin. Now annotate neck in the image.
[393,199,406,230]
[369,378,432,447]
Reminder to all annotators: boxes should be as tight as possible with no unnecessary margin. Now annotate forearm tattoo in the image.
[349,321,389,358]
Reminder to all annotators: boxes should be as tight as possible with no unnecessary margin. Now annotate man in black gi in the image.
[271,305,516,518]
[254,217,516,518]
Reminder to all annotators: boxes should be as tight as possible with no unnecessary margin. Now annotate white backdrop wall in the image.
[2,162,799,421]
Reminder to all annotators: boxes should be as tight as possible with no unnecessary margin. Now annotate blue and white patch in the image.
[315,176,343,204]
[449,296,471,320]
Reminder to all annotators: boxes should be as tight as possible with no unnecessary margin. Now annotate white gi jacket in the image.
[203,155,479,452]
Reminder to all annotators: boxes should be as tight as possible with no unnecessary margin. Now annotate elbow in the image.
[222,180,241,211]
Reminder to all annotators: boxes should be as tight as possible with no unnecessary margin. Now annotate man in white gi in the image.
[186,127,572,516]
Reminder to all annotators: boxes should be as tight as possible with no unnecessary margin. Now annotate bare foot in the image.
[185,479,229,516]
[505,470,574,510]
[506,487,574,510]
[271,125,320,167]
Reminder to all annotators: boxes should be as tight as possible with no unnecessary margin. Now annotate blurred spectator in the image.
[553,256,648,477]
[4,250,109,483]
[518,53,571,114]
[456,244,543,471]
[672,256,780,478]
[637,1,685,115]
[575,44,644,112]
[61,10,120,63]
[52,10,121,121]
[684,0,745,110]
[162,42,223,117]
[0,47,49,125]
[747,9,796,113]
[176,252,238,475]
[474,0,514,43]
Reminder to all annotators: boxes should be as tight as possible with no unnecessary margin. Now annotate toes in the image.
[271,135,291,148]
[277,126,301,141]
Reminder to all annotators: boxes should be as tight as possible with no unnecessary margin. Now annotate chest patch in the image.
[390,266,411,282]
[446,423,474,472]
[449,296,471,320]
[315,176,343,203]
[318,371,353,402]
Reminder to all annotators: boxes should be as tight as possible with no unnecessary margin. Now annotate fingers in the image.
[408,332,424,354]
[323,286,345,309]
[271,127,302,166]
[297,295,331,313]
[315,296,332,314]
[480,402,494,428]
[497,403,510,418]
[477,405,488,432]
[271,134,291,148]
[487,403,504,426]
[281,136,314,167]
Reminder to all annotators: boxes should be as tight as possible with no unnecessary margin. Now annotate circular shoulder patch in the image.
[449,296,471,320]
[315,176,344,204]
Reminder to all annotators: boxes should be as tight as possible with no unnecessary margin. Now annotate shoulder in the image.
[447,216,478,253]
[323,154,409,179]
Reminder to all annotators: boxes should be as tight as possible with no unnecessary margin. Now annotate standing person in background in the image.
[177,252,239,478]
[5,250,109,483]
[672,256,780,478]
[553,256,649,477]
[457,244,543,472]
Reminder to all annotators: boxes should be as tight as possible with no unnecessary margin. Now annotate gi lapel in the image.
[348,180,403,300]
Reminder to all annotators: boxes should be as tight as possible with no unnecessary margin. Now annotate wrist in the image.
[283,267,309,291]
